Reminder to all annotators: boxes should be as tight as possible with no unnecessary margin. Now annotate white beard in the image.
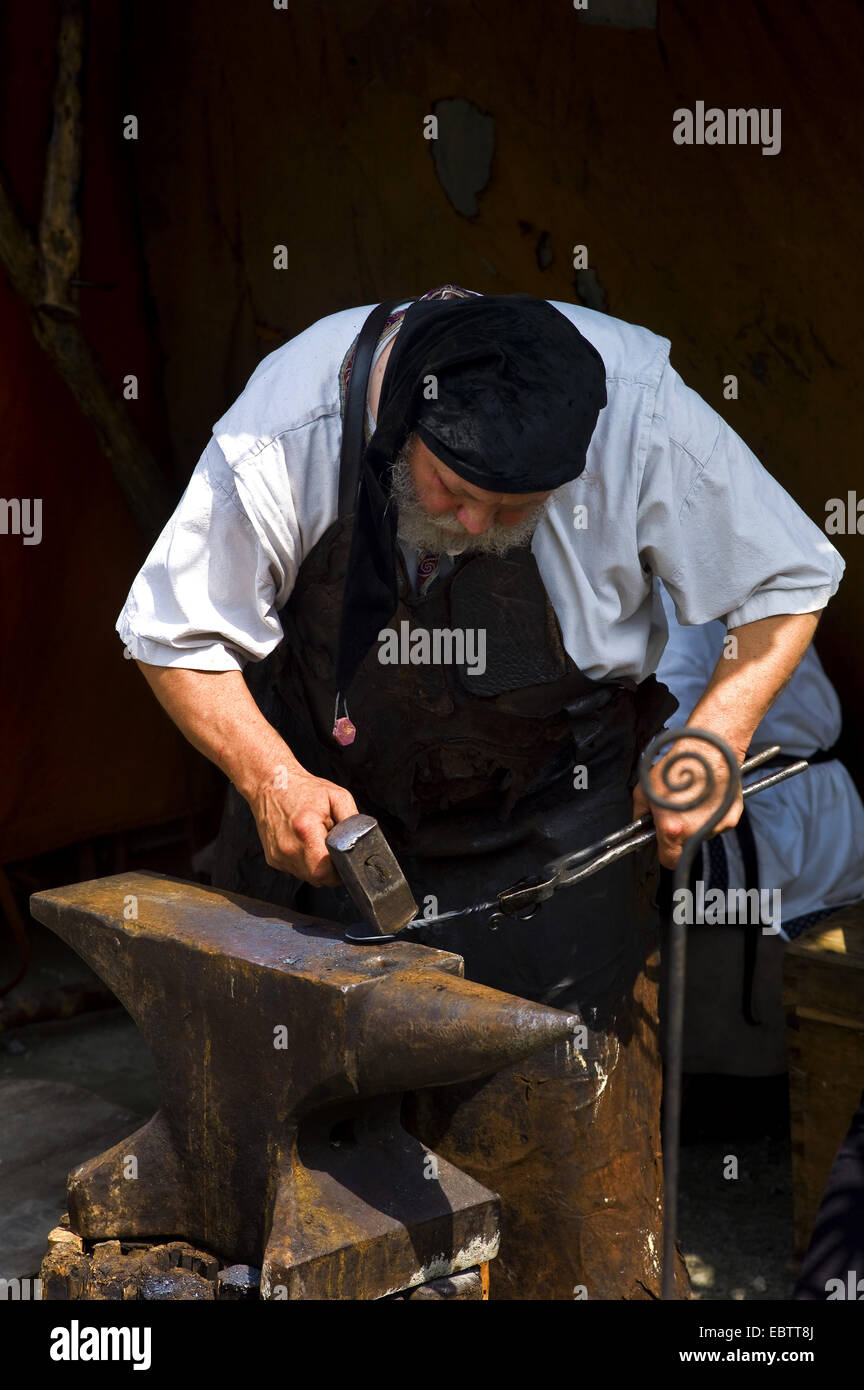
[386,440,548,557]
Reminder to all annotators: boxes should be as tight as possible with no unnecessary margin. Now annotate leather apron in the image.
[211,299,690,1300]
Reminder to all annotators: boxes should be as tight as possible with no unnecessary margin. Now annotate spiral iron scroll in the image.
[638,726,742,1301]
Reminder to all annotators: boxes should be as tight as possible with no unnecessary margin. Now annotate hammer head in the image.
[325,814,418,936]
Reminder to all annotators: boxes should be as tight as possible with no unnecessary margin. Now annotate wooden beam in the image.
[0,7,173,537]
[38,0,84,316]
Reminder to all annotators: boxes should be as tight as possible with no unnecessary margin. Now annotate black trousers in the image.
[794,1086,864,1299]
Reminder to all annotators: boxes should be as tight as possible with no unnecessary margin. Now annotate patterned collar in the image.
[338,284,480,431]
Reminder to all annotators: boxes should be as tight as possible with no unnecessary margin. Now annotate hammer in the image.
[325,814,418,937]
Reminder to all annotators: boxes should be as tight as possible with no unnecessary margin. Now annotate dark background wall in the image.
[1,0,862,865]
[0,0,213,864]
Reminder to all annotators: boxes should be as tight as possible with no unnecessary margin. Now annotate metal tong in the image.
[347,744,809,942]
[487,743,808,921]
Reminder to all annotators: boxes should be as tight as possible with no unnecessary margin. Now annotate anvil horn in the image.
[353,966,579,1094]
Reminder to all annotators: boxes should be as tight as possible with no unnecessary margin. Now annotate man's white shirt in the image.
[116,297,844,682]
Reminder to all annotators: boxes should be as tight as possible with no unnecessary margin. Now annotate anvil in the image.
[30,871,579,1300]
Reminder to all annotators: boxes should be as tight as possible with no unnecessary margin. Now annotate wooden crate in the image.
[783,900,864,1255]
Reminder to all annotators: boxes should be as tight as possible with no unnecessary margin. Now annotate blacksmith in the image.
[117,285,843,1299]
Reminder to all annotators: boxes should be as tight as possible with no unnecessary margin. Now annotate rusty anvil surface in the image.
[30,871,578,1300]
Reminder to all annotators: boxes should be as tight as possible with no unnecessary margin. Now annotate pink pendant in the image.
[333,716,356,746]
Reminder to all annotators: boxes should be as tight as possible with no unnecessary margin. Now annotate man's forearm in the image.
[687,610,821,757]
[135,662,300,800]
[135,660,358,885]
[637,609,821,866]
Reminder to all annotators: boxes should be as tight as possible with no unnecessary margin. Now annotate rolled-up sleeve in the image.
[115,436,297,669]
[638,364,845,628]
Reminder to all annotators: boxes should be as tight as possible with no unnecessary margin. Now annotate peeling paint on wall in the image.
[536,230,553,270]
[430,98,495,218]
[575,266,609,312]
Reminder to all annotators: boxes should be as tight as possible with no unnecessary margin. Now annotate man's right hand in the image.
[248,766,359,887]
[131,664,359,889]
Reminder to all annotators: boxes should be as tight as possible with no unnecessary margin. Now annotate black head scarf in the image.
[336,294,607,694]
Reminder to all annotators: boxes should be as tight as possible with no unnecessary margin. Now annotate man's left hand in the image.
[632,735,746,869]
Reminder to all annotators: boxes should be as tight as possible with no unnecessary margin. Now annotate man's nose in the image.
[454,501,497,534]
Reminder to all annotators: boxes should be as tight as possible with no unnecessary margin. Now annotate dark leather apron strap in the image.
[338,298,409,521]
[747,743,839,769]
[733,805,762,1026]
